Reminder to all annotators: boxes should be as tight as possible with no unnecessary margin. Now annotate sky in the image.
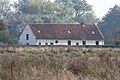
[10,0,120,18]
[86,0,120,18]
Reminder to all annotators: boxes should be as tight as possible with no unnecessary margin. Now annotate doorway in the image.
[96,41,99,45]
[68,41,71,45]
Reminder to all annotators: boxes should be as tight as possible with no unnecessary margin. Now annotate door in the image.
[68,41,71,45]
[96,41,99,45]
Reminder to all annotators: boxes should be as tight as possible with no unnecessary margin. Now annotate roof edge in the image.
[95,23,104,40]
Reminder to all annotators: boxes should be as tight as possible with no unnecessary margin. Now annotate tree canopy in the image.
[55,0,97,23]
[15,0,97,23]
[98,5,120,45]
[114,28,120,46]
[0,18,14,44]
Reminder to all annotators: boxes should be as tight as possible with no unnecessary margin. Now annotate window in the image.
[39,43,41,45]
[45,43,48,45]
[26,43,29,45]
[68,31,71,33]
[68,41,71,45]
[55,40,58,43]
[50,43,53,45]
[26,34,29,40]
[96,41,99,45]
[92,31,95,34]
[76,43,79,45]
[83,41,86,45]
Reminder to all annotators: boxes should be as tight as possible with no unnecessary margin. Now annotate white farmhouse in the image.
[19,23,104,45]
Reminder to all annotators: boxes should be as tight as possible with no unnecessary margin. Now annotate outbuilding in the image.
[19,23,104,45]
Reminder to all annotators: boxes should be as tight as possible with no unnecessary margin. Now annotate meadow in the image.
[0,45,120,80]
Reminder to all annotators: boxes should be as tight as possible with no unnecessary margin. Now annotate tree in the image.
[55,0,97,24]
[16,0,58,23]
[0,0,11,17]
[0,19,8,30]
[0,0,16,44]
[0,18,14,44]
[98,5,120,45]
[17,0,40,15]
[114,28,120,46]
[16,0,97,24]
[53,2,76,23]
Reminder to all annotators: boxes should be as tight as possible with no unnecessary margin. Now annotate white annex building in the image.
[19,23,104,45]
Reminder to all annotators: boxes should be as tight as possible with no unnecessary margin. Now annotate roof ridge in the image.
[28,23,94,25]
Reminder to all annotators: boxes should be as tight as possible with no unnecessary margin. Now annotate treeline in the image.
[0,0,120,45]
[98,5,120,46]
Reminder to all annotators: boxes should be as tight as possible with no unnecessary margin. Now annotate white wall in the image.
[19,25,37,45]
[86,40,96,45]
[36,39,104,45]
[86,40,104,45]
[36,39,68,45]
[71,40,83,45]
[99,40,104,45]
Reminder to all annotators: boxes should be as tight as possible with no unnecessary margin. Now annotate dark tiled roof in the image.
[28,23,104,40]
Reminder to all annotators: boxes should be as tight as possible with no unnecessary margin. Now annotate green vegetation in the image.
[114,29,120,46]
[0,46,119,80]
[0,19,14,44]
[98,5,120,45]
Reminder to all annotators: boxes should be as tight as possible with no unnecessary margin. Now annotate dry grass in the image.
[0,45,120,80]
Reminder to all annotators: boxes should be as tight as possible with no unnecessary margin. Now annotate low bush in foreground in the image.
[0,46,120,80]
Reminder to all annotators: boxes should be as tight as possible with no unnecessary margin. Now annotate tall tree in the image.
[0,0,11,17]
[55,0,97,23]
[0,19,8,30]
[0,18,14,44]
[0,0,14,43]
[114,28,120,46]
[17,0,40,14]
[98,5,120,45]
[16,0,97,23]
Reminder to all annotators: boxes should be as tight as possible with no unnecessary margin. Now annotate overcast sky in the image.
[86,0,120,18]
[10,0,120,18]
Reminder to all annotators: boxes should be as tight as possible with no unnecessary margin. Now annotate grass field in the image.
[0,45,120,80]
